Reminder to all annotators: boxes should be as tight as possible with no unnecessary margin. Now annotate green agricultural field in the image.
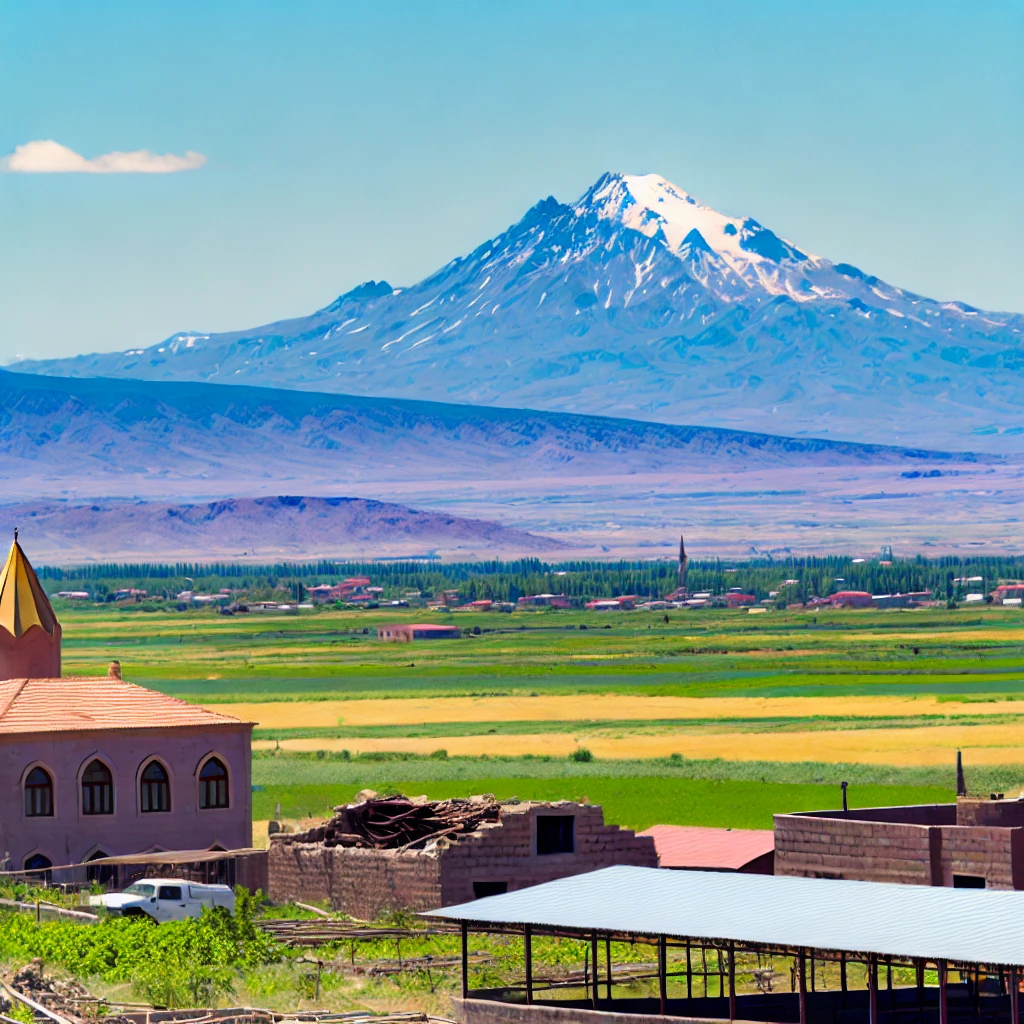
[57,604,1024,703]
[53,603,1024,820]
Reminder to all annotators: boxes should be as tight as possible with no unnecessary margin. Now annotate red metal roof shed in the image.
[639,825,775,874]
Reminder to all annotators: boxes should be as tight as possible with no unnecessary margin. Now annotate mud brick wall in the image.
[268,841,442,916]
[774,813,940,885]
[439,803,658,906]
[938,826,1024,889]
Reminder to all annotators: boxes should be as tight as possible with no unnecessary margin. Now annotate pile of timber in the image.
[256,920,457,947]
[273,794,500,852]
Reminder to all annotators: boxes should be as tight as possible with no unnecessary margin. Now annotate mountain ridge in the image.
[14,172,1024,450]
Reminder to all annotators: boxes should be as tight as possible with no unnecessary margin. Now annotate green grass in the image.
[252,776,954,831]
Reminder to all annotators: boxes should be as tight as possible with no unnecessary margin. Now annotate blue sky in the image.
[1,0,1021,362]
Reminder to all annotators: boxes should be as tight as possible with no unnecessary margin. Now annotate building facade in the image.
[0,534,252,879]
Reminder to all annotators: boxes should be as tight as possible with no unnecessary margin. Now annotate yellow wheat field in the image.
[213,693,1024,730]
[251,720,1024,766]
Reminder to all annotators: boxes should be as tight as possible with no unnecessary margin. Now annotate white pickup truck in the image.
[89,878,235,922]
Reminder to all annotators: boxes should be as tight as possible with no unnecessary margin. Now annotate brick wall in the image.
[451,997,720,1024]
[774,813,940,884]
[268,801,656,915]
[775,807,1024,889]
[439,803,657,906]
[267,841,443,917]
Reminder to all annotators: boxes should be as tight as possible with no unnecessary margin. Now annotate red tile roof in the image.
[638,825,775,870]
[0,677,246,735]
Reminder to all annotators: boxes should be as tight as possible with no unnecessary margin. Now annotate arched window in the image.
[24,853,52,884]
[82,760,113,815]
[86,850,115,887]
[140,760,170,813]
[198,757,229,809]
[24,767,53,817]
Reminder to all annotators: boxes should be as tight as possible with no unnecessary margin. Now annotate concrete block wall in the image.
[439,803,658,906]
[774,814,939,884]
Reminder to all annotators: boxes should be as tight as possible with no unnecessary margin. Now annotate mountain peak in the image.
[577,171,812,266]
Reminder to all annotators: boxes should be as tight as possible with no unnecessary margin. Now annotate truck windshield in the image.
[123,883,155,897]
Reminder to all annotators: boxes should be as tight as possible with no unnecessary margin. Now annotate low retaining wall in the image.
[451,998,731,1024]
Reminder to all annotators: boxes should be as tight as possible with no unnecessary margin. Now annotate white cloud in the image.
[0,139,207,174]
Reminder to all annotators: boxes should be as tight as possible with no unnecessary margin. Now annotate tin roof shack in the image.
[429,865,1024,1024]
[268,794,657,918]
[775,797,1024,889]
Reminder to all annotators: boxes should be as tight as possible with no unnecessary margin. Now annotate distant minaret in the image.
[678,535,689,592]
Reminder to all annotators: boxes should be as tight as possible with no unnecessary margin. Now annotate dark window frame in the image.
[198,757,229,809]
[536,814,575,855]
[140,760,171,813]
[24,766,53,817]
[82,759,114,816]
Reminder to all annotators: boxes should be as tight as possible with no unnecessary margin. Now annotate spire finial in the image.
[13,528,17,543]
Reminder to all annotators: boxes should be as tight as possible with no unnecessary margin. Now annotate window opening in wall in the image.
[24,853,52,884]
[24,767,53,817]
[82,760,113,815]
[473,880,508,899]
[537,814,575,855]
[953,874,986,888]
[86,850,115,887]
[140,760,170,812]
[199,757,229,809]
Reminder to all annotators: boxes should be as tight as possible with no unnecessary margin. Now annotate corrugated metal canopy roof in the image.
[425,865,1024,967]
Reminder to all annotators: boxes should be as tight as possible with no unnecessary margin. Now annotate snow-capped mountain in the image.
[18,172,1024,450]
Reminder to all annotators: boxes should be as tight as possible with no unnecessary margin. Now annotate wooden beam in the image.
[659,935,668,1016]
[728,942,736,1022]
[939,960,948,1024]
[461,922,469,1001]
[798,951,807,1024]
[868,954,878,1024]
[524,925,532,1006]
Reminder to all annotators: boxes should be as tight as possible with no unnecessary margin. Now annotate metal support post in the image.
[524,925,533,1005]
[869,954,878,1024]
[461,922,469,1001]
[841,951,848,994]
[606,936,612,1001]
[1011,966,1019,1024]
[939,960,948,1024]
[659,936,667,1016]
[591,931,599,1009]
[728,942,736,1022]
[798,951,807,1024]
[686,940,692,1001]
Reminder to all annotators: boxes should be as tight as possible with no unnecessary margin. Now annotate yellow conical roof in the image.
[0,531,58,638]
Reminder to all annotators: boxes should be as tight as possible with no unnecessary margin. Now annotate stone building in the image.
[269,795,657,917]
[775,797,1024,889]
[0,533,253,879]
